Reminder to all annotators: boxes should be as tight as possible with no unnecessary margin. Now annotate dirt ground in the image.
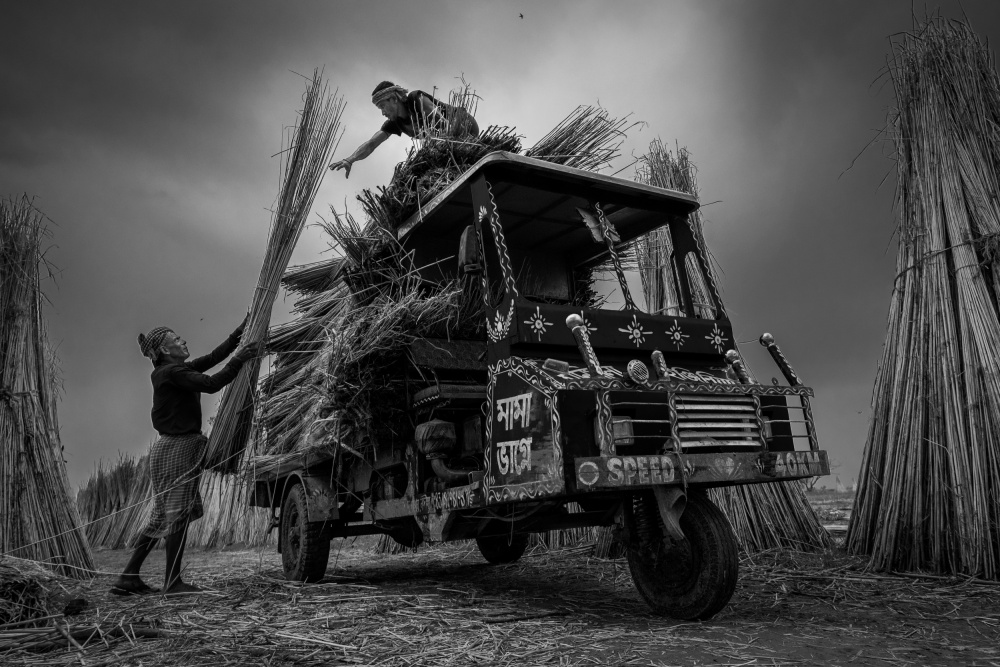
[5,491,1000,666]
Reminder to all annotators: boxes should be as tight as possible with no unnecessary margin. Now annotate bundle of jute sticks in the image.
[0,196,94,577]
[847,16,1000,579]
[204,70,345,474]
[77,453,272,550]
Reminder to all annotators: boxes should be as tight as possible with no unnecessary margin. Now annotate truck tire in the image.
[625,490,738,621]
[476,532,529,564]
[281,482,330,583]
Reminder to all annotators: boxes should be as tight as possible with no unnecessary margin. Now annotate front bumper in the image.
[574,450,829,490]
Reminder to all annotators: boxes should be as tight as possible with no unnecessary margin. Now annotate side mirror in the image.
[458,225,482,275]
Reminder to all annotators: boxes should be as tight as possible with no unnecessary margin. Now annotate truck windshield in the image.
[632,224,718,319]
[509,222,719,320]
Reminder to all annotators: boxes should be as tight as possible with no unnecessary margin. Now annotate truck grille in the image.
[674,394,761,450]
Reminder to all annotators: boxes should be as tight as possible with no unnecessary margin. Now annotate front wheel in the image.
[281,483,331,583]
[625,490,738,621]
[476,531,529,564]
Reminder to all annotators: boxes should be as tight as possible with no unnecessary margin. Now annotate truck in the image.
[250,152,829,621]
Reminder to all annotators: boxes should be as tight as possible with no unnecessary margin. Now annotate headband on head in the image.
[138,326,172,360]
[371,81,407,106]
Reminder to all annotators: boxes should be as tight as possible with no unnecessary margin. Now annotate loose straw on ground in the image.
[3,544,998,665]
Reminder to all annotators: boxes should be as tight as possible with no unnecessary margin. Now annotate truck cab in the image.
[253,152,829,621]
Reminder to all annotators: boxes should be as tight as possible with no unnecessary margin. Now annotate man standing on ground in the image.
[111,320,257,596]
[329,81,480,178]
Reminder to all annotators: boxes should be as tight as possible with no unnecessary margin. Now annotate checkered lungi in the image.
[138,432,206,540]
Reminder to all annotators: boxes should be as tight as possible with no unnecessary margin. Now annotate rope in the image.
[0,409,270,561]
[0,388,38,402]
[893,232,1000,286]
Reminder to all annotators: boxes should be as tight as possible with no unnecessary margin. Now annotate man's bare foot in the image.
[162,581,203,596]
[110,575,158,596]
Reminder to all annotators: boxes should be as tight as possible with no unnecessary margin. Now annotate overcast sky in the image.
[4,1,999,490]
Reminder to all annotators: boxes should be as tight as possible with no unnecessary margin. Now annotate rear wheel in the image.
[476,531,529,564]
[281,483,330,583]
[625,490,738,621]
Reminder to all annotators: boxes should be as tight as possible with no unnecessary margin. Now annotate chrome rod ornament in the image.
[759,333,801,387]
[724,349,751,384]
[650,349,670,380]
[566,314,603,377]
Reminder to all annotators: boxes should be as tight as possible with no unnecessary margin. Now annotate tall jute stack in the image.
[847,17,1000,579]
[0,195,94,577]
[77,454,272,549]
[634,140,831,552]
[76,454,151,550]
[204,70,345,473]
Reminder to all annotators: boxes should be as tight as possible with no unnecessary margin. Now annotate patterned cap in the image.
[371,81,407,106]
[138,326,172,360]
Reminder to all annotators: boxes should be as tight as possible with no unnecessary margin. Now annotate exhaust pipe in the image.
[429,457,473,483]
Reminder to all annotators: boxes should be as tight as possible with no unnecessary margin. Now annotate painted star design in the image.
[666,319,690,350]
[618,314,652,347]
[523,307,553,341]
[704,323,729,353]
[578,311,597,333]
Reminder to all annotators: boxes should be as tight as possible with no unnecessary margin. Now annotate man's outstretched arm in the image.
[329,130,390,178]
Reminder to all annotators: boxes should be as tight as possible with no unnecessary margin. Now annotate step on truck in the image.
[251,152,829,621]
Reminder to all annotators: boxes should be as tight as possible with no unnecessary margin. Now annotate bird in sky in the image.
[519,13,524,19]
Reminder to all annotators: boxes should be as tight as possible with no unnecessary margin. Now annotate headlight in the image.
[594,415,635,447]
[613,417,635,445]
[761,416,773,440]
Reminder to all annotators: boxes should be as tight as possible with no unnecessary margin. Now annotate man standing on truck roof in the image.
[110,320,258,596]
[329,80,480,178]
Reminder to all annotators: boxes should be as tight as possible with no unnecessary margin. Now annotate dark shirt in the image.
[380,90,457,138]
[150,334,242,435]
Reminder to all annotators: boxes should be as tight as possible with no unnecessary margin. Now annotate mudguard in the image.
[294,474,339,523]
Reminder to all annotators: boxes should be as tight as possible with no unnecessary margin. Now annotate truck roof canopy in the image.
[397,152,699,266]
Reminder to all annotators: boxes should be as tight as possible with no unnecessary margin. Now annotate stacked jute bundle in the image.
[635,141,718,319]
[77,454,271,549]
[253,212,471,469]
[182,471,272,548]
[205,70,346,474]
[357,125,522,231]
[76,454,152,550]
[847,17,1000,578]
[632,141,831,553]
[0,196,94,577]
[526,105,639,171]
[279,257,346,296]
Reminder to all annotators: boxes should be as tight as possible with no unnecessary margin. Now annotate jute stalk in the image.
[204,70,345,473]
